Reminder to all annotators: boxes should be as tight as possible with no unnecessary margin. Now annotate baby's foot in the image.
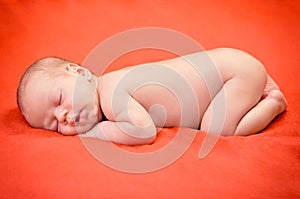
[262,75,280,97]
[265,90,288,114]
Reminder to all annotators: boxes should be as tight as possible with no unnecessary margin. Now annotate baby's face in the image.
[22,65,102,135]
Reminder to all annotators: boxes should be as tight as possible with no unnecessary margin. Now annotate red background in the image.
[0,1,299,198]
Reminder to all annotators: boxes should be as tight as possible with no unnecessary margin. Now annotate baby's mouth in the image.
[74,112,86,125]
[75,115,80,123]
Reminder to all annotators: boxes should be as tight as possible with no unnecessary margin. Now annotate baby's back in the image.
[98,48,266,129]
[99,50,225,129]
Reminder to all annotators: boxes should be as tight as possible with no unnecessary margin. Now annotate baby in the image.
[17,48,287,145]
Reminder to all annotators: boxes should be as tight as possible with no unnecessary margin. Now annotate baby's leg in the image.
[201,74,266,136]
[234,76,287,136]
[201,74,287,136]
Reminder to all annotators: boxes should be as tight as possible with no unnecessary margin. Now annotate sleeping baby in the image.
[17,48,287,145]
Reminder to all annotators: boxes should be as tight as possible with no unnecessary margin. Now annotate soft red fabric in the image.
[0,1,299,198]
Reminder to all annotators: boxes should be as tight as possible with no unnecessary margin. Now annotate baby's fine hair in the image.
[17,56,71,114]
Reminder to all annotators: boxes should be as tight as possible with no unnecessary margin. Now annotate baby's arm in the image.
[80,97,157,145]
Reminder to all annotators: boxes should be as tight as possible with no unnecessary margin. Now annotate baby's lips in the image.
[68,119,76,126]
[66,114,80,126]
[75,115,80,123]
[76,114,87,126]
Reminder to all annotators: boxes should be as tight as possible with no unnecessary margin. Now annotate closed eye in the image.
[55,91,62,132]
[58,91,62,106]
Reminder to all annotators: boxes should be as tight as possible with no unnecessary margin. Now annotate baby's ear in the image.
[66,63,93,81]
[66,63,85,75]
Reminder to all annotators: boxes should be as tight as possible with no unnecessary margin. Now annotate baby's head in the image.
[17,57,102,135]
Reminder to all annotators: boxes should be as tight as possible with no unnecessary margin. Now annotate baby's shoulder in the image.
[98,67,137,120]
[100,67,133,89]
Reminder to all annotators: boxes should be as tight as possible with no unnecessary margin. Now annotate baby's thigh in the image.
[219,74,266,135]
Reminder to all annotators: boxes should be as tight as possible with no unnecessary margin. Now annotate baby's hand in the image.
[78,123,109,140]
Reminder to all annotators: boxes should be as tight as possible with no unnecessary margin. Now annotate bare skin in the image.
[22,48,287,145]
[82,48,287,144]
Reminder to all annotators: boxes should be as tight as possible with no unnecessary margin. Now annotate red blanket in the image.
[1,1,299,198]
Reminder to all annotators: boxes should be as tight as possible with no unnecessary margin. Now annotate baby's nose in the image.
[55,109,68,124]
